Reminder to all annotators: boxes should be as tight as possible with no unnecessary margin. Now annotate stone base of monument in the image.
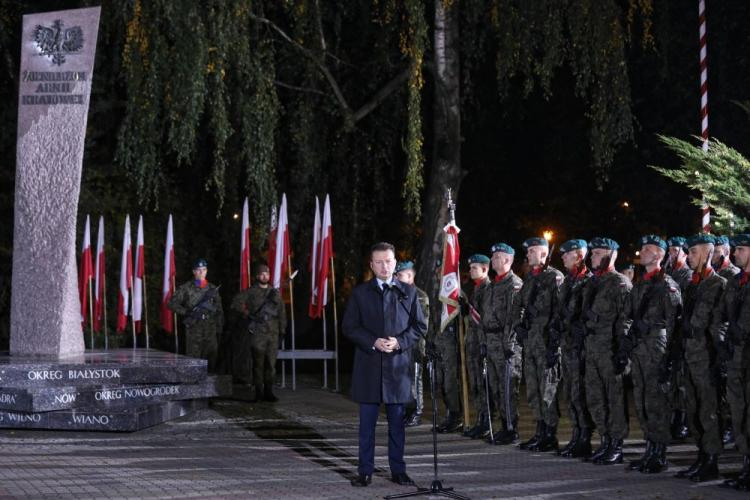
[0,349,230,431]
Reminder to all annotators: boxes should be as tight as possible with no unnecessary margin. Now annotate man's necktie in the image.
[382,284,396,337]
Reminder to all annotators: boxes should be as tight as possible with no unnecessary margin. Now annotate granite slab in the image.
[0,399,207,432]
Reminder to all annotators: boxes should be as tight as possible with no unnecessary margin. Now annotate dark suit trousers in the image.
[358,403,406,475]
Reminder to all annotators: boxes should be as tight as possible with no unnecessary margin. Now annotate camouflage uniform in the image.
[669,264,694,291]
[717,260,740,444]
[480,272,523,436]
[513,266,564,441]
[713,270,750,488]
[620,269,681,472]
[465,277,491,430]
[718,262,741,281]
[411,287,429,417]
[581,269,632,454]
[169,281,224,372]
[434,318,461,429]
[231,284,286,392]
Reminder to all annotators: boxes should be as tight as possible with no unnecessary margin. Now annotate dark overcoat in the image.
[343,278,427,403]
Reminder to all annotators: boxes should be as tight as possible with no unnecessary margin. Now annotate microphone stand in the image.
[385,344,470,500]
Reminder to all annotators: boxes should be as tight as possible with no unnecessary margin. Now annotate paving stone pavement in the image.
[0,382,747,499]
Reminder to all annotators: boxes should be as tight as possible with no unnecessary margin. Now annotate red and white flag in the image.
[240,197,251,290]
[308,197,321,318]
[93,216,106,333]
[117,215,132,333]
[132,216,145,333]
[268,204,277,281]
[314,194,333,319]
[161,215,176,333]
[270,193,290,289]
[439,222,461,332]
[78,215,94,328]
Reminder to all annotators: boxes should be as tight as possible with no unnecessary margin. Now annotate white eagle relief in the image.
[33,19,84,66]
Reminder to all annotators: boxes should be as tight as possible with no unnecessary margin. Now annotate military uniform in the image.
[581,237,632,465]
[231,284,286,400]
[620,235,681,474]
[550,239,593,458]
[715,242,740,445]
[464,270,491,437]
[409,286,429,422]
[434,318,462,432]
[169,280,224,372]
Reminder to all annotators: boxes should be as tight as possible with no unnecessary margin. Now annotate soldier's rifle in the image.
[183,285,222,328]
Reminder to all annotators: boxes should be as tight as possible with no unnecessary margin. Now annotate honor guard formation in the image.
[399,233,750,492]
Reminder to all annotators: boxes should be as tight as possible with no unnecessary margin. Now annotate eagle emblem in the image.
[33,19,84,66]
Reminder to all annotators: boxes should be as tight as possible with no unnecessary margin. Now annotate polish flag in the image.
[268,205,277,282]
[270,194,290,289]
[314,194,333,319]
[78,215,93,328]
[132,215,145,333]
[240,197,251,290]
[439,222,461,332]
[308,197,321,318]
[117,215,132,332]
[93,216,106,332]
[161,215,176,333]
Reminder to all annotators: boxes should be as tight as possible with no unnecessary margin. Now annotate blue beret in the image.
[468,254,490,265]
[639,235,667,250]
[193,258,208,269]
[588,237,619,251]
[714,235,730,246]
[490,243,515,256]
[522,237,549,249]
[731,234,750,247]
[666,236,686,248]
[560,239,587,253]
[686,233,715,248]
[395,260,415,273]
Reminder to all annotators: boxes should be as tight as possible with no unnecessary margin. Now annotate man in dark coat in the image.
[343,242,427,488]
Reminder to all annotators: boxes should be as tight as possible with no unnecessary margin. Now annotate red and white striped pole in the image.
[699,0,710,233]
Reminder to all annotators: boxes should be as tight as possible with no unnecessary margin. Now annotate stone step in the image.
[0,349,207,388]
[0,375,231,412]
[0,399,207,432]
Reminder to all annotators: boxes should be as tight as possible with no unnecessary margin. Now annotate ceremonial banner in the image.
[240,198,251,290]
[160,215,175,333]
[308,197,321,318]
[132,216,145,333]
[439,222,461,332]
[116,215,132,333]
[93,216,105,332]
[78,215,93,328]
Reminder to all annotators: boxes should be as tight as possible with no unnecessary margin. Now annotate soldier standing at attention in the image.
[619,236,681,474]
[581,237,632,465]
[483,243,523,445]
[714,234,750,490]
[168,258,224,372]
[513,237,564,452]
[549,239,593,458]
[666,236,692,441]
[462,254,492,438]
[395,261,429,427]
[674,234,726,482]
[231,263,286,403]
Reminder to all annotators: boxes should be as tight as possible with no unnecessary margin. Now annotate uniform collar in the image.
[194,279,208,288]
[642,267,661,281]
[494,271,509,283]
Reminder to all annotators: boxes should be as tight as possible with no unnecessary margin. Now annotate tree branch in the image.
[273,80,327,96]
[351,67,411,124]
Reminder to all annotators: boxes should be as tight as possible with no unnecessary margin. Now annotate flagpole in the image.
[129,272,136,349]
[322,308,328,389]
[142,273,150,350]
[330,255,339,392]
[172,275,179,354]
[87,276,95,350]
[103,273,109,350]
[287,254,297,391]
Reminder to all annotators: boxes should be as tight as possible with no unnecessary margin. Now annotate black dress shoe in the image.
[405,412,422,427]
[391,472,415,486]
[351,474,372,487]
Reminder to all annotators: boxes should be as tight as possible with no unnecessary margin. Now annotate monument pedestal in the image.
[0,349,230,431]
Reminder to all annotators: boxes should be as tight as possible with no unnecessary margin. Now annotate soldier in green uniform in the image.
[619,236,681,474]
[549,239,593,458]
[168,258,224,372]
[462,254,492,438]
[513,237,564,452]
[434,265,462,433]
[674,234,726,482]
[230,263,286,403]
[714,234,750,490]
[580,237,631,465]
[483,243,523,445]
[666,236,692,440]
[395,261,429,427]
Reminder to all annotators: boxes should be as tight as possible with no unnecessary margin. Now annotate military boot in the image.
[627,440,654,471]
[558,427,580,456]
[723,455,750,490]
[405,411,422,427]
[519,421,544,450]
[464,414,488,438]
[436,410,462,433]
[641,442,668,474]
[588,434,611,463]
[595,438,623,465]
[567,427,592,459]
[532,424,558,452]
[670,410,689,441]
[674,451,705,479]
[250,385,264,403]
[263,385,278,402]
[690,453,719,482]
